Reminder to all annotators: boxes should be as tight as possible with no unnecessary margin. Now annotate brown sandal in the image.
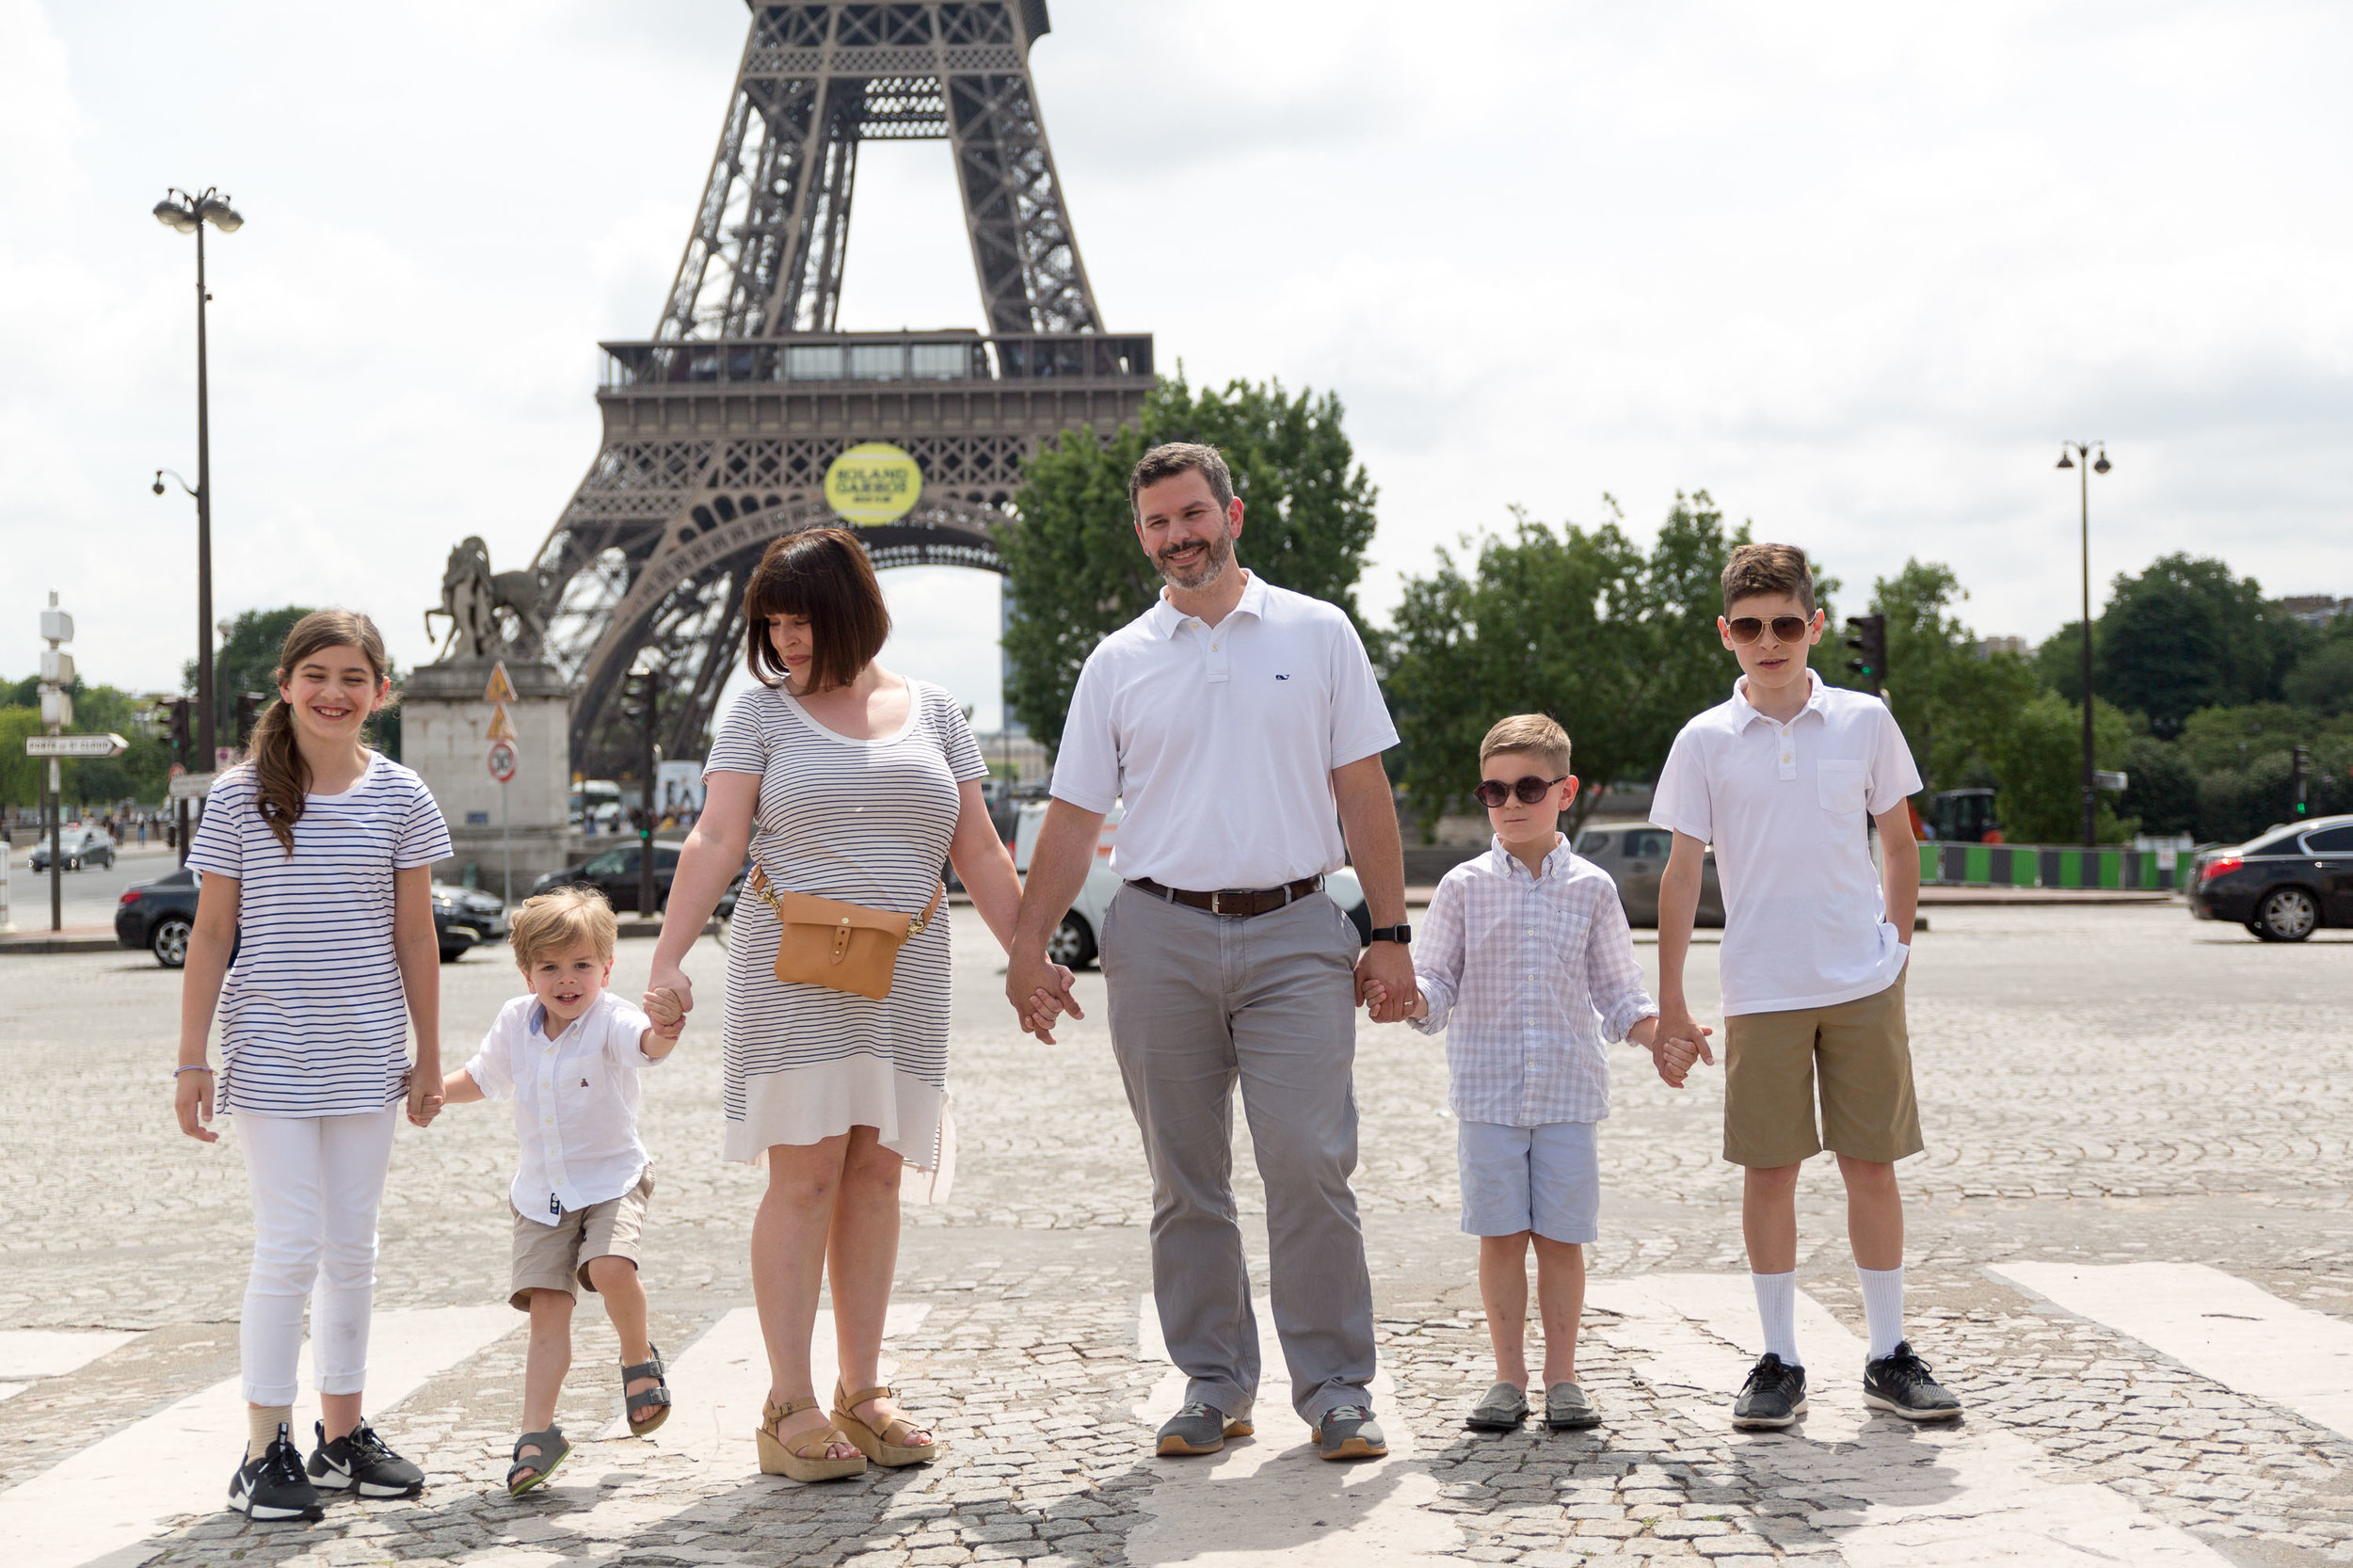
[832,1381,946,1467]
[757,1395,867,1481]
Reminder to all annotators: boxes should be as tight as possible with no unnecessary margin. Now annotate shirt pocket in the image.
[1817,760,1867,817]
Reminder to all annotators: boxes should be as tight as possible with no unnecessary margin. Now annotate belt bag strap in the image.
[746,866,944,1000]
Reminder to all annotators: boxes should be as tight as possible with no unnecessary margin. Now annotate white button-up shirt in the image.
[1408,836,1658,1127]
[1050,571,1399,890]
[1651,668,1922,1016]
[463,990,660,1224]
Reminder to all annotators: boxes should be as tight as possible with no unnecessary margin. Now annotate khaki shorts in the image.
[508,1169,654,1310]
[1722,970,1922,1168]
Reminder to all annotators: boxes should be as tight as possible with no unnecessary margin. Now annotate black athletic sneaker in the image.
[1863,1341,1963,1421]
[1731,1353,1808,1429]
[228,1423,325,1521]
[308,1419,426,1497]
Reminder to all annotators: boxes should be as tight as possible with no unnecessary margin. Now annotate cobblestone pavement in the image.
[3,903,2350,1565]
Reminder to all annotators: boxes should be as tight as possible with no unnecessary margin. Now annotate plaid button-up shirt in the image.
[1408,836,1658,1127]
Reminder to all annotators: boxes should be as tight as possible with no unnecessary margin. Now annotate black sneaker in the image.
[1731,1352,1808,1429]
[308,1419,426,1497]
[228,1423,325,1521]
[1863,1341,1962,1422]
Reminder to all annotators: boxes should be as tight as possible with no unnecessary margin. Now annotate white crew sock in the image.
[247,1403,294,1461]
[1751,1272,1800,1367]
[1857,1265,1907,1360]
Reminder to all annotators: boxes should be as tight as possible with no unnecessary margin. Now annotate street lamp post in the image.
[2056,440,2112,848]
[152,186,244,785]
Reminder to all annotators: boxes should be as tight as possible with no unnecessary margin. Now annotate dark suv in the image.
[528,842,682,913]
[2190,815,2353,942]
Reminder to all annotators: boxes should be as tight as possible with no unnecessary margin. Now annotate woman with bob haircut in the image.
[650,526,1070,1481]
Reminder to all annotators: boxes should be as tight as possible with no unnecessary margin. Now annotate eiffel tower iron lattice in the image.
[524,0,1151,774]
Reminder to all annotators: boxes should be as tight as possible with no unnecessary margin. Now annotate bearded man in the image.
[1007,441,1417,1463]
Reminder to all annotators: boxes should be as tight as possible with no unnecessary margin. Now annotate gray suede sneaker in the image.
[1317,1405,1387,1461]
[1544,1382,1601,1431]
[1156,1401,1252,1456]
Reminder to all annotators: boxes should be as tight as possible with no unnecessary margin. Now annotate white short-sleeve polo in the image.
[1050,572,1399,890]
[1651,668,1922,1016]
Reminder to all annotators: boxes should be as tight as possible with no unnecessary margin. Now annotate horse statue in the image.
[426,536,548,661]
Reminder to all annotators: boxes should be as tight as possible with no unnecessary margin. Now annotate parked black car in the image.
[528,842,682,913]
[2190,815,2353,942]
[434,883,510,949]
[119,867,481,968]
[30,824,116,872]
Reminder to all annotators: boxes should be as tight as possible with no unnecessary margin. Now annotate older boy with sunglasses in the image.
[1367,714,1701,1432]
[1651,543,1961,1429]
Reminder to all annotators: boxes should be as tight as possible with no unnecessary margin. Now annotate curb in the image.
[0,932,122,955]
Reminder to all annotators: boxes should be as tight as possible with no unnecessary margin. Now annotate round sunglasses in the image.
[1725,614,1814,645]
[1474,774,1569,808]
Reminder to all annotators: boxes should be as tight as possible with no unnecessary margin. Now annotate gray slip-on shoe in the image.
[1156,1401,1252,1456]
[1465,1382,1529,1432]
[1317,1404,1387,1461]
[1543,1382,1601,1430]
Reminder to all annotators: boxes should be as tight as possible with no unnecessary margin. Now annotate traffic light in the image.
[234,691,268,749]
[1845,613,1887,697]
[2292,744,2312,817]
[166,697,192,762]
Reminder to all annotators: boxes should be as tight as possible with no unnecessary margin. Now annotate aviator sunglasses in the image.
[1724,614,1815,646]
[1474,774,1570,808]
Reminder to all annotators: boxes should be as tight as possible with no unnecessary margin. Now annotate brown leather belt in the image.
[1126,876,1323,919]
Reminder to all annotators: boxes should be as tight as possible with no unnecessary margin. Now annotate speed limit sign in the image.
[487,740,518,783]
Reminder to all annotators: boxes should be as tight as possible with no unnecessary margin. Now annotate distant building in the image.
[2275,595,2350,627]
[1975,635,2027,659]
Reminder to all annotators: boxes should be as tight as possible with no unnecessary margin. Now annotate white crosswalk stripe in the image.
[1991,1260,2353,1444]
[1128,1293,1457,1567]
[0,1306,515,1568]
[0,1331,142,1407]
[1587,1273,2234,1565]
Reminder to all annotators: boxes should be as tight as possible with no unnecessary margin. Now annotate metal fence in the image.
[1918,841,2185,892]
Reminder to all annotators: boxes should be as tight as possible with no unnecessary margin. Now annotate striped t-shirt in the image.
[188,752,453,1116]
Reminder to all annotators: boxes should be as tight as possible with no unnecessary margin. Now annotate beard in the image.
[1154,529,1235,591]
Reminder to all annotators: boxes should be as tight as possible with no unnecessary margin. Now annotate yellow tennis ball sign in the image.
[823,442,923,526]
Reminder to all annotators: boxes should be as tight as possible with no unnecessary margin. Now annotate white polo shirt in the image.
[1650,668,1921,1016]
[1050,571,1399,890]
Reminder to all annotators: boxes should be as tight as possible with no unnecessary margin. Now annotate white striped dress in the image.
[705,680,987,1179]
[187,752,452,1116]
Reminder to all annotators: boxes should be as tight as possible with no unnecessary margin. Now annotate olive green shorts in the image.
[1722,970,1922,1168]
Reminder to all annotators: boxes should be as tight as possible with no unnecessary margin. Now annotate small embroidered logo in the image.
[1274,673,1290,680]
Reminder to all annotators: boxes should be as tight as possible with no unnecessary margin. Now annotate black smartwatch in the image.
[1368,923,1413,944]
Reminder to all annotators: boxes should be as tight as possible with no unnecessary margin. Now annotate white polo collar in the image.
[1728,666,1828,731]
[1147,569,1264,638]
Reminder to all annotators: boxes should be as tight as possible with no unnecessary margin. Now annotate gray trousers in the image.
[1100,884,1377,1424]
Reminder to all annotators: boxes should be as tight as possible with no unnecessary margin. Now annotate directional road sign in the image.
[168,771,218,801]
[488,740,518,784]
[24,732,127,759]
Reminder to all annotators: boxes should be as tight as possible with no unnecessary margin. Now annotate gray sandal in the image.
[1465,1382,1529,1431]
[1545,1382,1601,1430]
[506,1426,569,1496]
[622,1344,672,1434]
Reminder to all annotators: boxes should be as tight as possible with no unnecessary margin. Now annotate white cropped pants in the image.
[237,1108,398,1405]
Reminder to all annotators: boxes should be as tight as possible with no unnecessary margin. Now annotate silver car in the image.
[1572,823,1724,928]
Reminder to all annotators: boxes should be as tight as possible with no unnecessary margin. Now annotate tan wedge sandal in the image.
[832,1382,947,1467]
[757,1395,867,1481]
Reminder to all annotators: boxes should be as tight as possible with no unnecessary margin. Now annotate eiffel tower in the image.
[526,0,1152,772]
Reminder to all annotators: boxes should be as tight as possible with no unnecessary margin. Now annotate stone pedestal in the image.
[403,659,573,899]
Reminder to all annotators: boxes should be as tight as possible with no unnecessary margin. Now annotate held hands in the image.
[1004,951,1082,1043]
[1638,1008,1716,1090]
[1359,977,1427,1022]
[643,985,689,1043]
[404,1067,444,1128]
[1354,942,1420,1023]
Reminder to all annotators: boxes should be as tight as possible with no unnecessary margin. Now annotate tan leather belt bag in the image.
[745,866,944,1000]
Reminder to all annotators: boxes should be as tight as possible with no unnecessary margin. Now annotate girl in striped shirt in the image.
[174,611,453,1521]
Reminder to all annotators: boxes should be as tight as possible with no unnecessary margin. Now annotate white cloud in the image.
[3,0,2346,729]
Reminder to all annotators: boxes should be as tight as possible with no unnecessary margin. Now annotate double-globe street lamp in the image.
[151,186,244,788]
[2057,440,2112,848]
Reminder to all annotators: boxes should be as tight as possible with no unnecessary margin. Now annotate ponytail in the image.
[248,609,392,856]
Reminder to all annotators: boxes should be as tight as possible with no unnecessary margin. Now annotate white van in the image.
[1011,802,1369,968]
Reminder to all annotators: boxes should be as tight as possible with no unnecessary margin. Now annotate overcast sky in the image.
[5,0,2348,732]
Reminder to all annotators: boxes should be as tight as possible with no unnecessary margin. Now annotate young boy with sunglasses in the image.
[1650,543,1961,1430]
[1367,714,1701,1433]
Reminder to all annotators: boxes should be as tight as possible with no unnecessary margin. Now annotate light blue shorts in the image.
[1456,1119,1600,1243]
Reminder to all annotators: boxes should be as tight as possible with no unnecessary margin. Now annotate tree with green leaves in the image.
[1000,375,1379,754]
[1982,692,2137,843]
[1859,559,2040,799]
[1385,493,1750,836]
